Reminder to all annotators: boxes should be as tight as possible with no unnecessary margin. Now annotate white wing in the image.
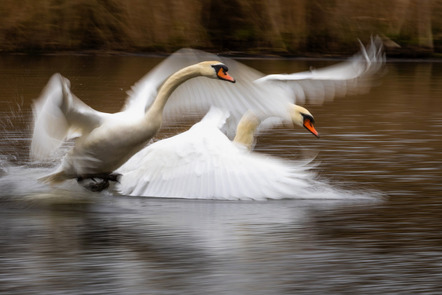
[122,49,292,137]
[117,107,316,200]
[30,74,107,161]
[255,36,385,105]
[122,37,384,136]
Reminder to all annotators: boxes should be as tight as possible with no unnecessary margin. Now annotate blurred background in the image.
[0,0,440,56]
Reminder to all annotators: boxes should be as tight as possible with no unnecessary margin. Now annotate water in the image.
[1,55,442,294]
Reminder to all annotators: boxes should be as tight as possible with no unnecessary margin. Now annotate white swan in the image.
[117,106,320,200]
[30,61,235,190]
[123,36,384,137]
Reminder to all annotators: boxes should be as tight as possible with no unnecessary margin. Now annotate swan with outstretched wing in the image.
[117,106,320,200]
[123,36,384,136]
[30,62,235,191]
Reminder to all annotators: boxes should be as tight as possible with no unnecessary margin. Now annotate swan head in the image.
[199,61,236,83]
[289,105,319,138]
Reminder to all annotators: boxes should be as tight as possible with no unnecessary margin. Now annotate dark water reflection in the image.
[1,55,442,294]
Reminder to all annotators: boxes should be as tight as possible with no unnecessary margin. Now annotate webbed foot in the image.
[77,173,122,192]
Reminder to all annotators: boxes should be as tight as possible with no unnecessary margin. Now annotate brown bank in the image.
[0,0,440,57]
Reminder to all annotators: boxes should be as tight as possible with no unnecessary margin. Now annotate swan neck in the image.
[146,65,201,117]
[233,112,261,151]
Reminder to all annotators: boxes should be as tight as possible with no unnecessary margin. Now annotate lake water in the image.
[1,54,442,294]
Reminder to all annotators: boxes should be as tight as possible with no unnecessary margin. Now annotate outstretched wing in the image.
[122,37,384,137]
[122,49,292,137]
[117,107,315,200]
[30,74,106,161]
[255,36,385,105]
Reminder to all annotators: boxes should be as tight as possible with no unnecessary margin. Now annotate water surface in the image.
[1,55,442,294]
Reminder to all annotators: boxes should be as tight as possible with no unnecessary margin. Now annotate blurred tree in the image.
[416,0,433,49]
[202,0,257,51]
[0,0,440,55]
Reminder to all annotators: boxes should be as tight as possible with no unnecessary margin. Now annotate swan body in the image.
[117,106,318,200]
[31,62,235,185]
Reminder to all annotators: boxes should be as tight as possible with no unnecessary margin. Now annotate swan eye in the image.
[212,64,236,83]
[301,113,315,124]
[212,64,228,74]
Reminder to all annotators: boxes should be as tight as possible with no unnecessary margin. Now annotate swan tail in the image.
[38,171,69,184]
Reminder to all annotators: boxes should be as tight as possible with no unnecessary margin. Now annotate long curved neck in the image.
[233,112,261,151]
[145,64,202,118]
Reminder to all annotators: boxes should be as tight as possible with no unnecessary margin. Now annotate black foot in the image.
[77,173,121,192]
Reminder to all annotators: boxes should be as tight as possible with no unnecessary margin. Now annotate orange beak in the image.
[303,118,319,138]
[217,68,236,83]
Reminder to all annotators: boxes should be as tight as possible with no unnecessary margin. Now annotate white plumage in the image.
[30,37,384,194]
[123,36,384,136]
[116,37,384,199]
[30,62,236,186]
[117,107,318,200]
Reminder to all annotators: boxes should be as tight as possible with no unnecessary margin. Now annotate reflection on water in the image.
[1,56,442,294]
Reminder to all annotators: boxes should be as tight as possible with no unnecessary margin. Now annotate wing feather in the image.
[122,48,292,137]
[255,36,385,105]
[117,107,316,200]
[30,74,106,161]
[122,37,383,137]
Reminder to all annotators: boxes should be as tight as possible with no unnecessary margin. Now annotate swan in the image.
[30,61,235,191]
[117,106,320,200]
